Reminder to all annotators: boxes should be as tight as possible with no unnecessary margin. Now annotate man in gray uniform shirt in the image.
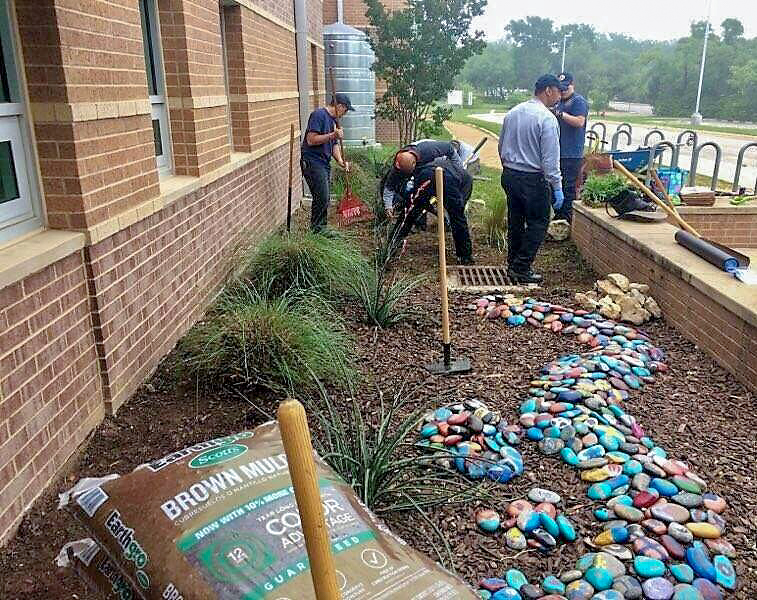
[498,74,564,284]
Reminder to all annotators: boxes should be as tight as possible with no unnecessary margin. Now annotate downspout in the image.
[294,0,310,138]
[337,0,344,23]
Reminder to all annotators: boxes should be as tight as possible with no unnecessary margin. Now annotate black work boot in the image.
[508,269,543,284]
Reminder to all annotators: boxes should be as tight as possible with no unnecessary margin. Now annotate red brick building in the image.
[0,0,324,545]
[323,0,402,142]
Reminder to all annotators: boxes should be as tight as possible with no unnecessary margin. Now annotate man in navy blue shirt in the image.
[553,72,588,223]
[301,93,354,232]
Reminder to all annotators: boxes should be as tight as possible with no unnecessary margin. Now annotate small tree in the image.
[364,0,486,145]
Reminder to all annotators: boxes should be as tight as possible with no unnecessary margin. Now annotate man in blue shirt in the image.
[553,72,589,222]
[300,93,354,233]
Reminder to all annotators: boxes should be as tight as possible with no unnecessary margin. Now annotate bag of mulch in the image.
[60,422,477,600]
[56,538,140,600]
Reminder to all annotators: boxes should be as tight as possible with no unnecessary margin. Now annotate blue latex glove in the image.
[552,189,565,212]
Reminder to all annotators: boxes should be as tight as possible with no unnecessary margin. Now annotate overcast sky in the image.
[473,0,757,42]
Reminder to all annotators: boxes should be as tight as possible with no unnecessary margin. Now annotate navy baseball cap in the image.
[534,74,562,94]
[335,93,355,111]
[557,72,574,91]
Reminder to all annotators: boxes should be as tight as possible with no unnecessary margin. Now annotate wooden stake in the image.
[278,399,340,600]
[287,123,295,233]
[435,167,451,363]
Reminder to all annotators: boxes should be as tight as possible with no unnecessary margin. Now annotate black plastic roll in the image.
[675,230,740,272]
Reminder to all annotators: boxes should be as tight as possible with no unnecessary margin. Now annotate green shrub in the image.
[238,231,366,298]
[180,284,354,393]
[581,172,630,207]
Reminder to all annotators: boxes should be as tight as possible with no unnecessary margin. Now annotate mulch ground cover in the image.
[1,210,755,599]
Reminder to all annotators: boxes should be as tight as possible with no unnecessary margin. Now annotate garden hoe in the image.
[425,166,472,376]
[328,69,372,227]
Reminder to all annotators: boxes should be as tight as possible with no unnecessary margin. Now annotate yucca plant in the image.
[180,283,354,393]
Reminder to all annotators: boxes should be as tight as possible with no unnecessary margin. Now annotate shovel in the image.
[425,166,472,376]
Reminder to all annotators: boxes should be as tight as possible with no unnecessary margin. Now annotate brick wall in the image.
[573,208,757,393]
[668,213,757,248]
[0,253,103,544]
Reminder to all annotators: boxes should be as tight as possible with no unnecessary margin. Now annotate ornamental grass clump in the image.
[180,283,354,394]
[238,231,366,298]
[581,172,631,207]
[480,193,507,251]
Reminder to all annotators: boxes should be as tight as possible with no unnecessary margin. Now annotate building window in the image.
[139,0,171,174]
[0,0,42,243]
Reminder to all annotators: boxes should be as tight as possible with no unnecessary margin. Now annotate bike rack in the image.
[646,141,678,187]
[674,130,698,173]
[615,122,633,135]
[610,129,632,151]
[590,122,607,148]
[732,142,757,193]
[585,130,600,151]
[688,141,722,190]
[643,129,665,147]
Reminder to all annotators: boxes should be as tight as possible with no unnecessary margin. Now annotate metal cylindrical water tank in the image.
[323,22,375,146]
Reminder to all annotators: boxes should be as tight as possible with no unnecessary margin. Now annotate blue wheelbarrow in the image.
[609,146,664,172]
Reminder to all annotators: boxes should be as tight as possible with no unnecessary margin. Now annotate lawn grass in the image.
[596,114,757,138]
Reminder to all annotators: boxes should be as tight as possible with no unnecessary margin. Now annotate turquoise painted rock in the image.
[561,447,580,466]
[491,588,521,600]
[479,590,492,599]
[517,509,541,533]
[476,509,501,533]
[565,579,595,600]
[594,508,614,521]
[557,514,577,541]
[650,477,679,497]
[686,546,716,582]
[633,556,665,578]
[505,569,528,590]
[692,578,723,600]
[584,567,613,591]
[712,555,736,590]
[576,553,598,573]
[526,427,544,441]
[507,315,526,326]
[541,575,565,594]
[642,577,674,600]
[540,512,560,537]
[421,424,438,438]
[672,584,703,600]
[588,482,613,500]
[670,563,695,583]
[612,575,643,599]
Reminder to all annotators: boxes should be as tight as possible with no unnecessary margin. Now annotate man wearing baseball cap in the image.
[552,72,589,223]
[498,74,564,284]
[301,93,355,233]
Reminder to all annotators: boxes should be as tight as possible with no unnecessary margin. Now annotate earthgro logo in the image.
[189,444,248,469]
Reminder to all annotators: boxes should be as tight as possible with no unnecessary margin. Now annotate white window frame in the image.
[139,0,172,176]
[0,0,43,244]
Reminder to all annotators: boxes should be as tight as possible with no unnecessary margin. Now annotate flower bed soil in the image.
[1,213,755,598]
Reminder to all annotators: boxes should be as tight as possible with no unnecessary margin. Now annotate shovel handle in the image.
[278,399,340,600]
[287,123,295,233]
[436,167,451,346]
[328,68,351,194]
[613,160,700,237]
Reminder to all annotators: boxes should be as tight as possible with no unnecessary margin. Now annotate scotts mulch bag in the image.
[56,538,139,600]
[60,422,477,599]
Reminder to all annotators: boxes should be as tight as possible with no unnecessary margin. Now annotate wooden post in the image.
[287,123,295,233]
[278,399,340,600]
[435,167,451,366]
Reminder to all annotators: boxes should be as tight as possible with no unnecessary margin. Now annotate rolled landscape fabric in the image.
[674,230,740,272]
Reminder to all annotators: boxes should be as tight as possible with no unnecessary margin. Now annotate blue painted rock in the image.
[633,556,665,578]
[584,567,613,591]
[651,503,690,524]
[476,509,501,532]
[642,577,674,600]
[592,592,624,600]
[565,579,595,600]
[505,527,527,550]
[588,482,613,500]
[507,315,526,326]
[557,515,577,541]
[672,584,704,600]
[712,555,735,590]
[650,478,679,497]
[633,536,669,560]
[505,569,528,590]
[542,575,565,594]
[605,474,630,490]
[480,578,508,592]
[578,445,607,461]
[561,447,580,466]
[487,463,515,483]
[670,563,695,583]
[526,427,544,441]
[612,575,643,599]
[691,579,722,600]
[491,588,522,600]
[517,509,541,533]
[686,546,716,582]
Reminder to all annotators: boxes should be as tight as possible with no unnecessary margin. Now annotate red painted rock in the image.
[549,403,571,414]
[437,422,449,436]
[641,519,668,536]
[506,499,533,518]
[534,502,557,518]
[447,412,469,425]
[503,517,517,529]
[634,491,659,508]
[661,534,685,560]
[429,435,445,444]
[633,536,669,560]
[444,435,463,446]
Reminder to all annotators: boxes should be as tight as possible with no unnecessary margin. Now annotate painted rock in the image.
[534,501,557,518]
[651,503,690,524]
[692,579,723,600]
[518,584,543,599]
[642,577,674,600]
[706,510,726,534]
[671,492,703,509]
[702,493,726,514]
[505,569,528,590]
[421,424,438,438]
[633,491,659,509]
[672,584,704,600]
[670,563,695,583]
[527,427,544,441]
[672,475,702,494]
[685,523,721,539]
[634,555,666,578]
[613,504,643,522]
[661,534,686,560]
[540,512,560,538]
[542,575,565,594]
[580,458,610,470]
[633,536,669,560]
[689,509,707,522]
[650,478,679,497]
[607,495,632,509]
[576,553,598,573]
[565,579,594,600]
[517,510,541,533]
[487,463,515,483]
[507,315,526,326]
[704,538,736,558]
[505,527,527,550]
[712,555,736,590]
[480,578,509,592]
[584,567,613,591]
[641,519,668,536]
[491,588,521,600]
[556,515,577,542]
[582,464,622,482]
[602,544,633,561]
[594,552,627,578]
[606,451,630,464]
[448,411,470,425]
[686,546,716,582]
[561,570,583,584]
[612,575,643,599]
[540,437,565,455]
[578,445,606,461]
[476,509,501,533]
[588,482,613,500]
[594,527,628,546]
[507,499,533,517]
[632,473,651,491]
[528,488,561,504]
[592,591,624,600]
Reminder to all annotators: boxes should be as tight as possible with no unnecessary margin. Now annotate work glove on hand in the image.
[552,189,565,213]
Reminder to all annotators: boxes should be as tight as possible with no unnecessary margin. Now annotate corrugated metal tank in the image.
[323,22,375,146]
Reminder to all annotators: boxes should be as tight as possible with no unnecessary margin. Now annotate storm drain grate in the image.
[446,266,540,292]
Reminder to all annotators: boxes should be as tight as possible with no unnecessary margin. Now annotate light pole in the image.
[561,33,572,73]
[692,0,713,125]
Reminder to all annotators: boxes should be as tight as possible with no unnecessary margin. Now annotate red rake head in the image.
[337,191,373,227]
